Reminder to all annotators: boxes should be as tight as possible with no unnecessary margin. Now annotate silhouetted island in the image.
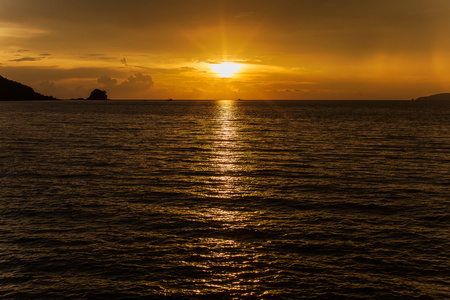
[87,89,108,100]
[414,93,450,102]
[0,75,57,100]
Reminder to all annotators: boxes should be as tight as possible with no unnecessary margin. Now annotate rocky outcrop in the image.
[0,75,56,100]
[414,93,450,101]
[87,89,108,100]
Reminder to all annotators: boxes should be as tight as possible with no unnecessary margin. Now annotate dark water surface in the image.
[1,100,449,299]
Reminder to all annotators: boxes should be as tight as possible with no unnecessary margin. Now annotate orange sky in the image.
[1,0,449,99]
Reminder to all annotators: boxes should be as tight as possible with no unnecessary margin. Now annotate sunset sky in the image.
[1,0,450,100]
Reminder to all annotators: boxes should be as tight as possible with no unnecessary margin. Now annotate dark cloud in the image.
[98,73,154,98]
[8,49,30,53]
[120,73,154,89]
[9,56,44,62]
[35,80,79,99]
[98,75,118,87]
[98,56,116,60]
[0,66,127,82]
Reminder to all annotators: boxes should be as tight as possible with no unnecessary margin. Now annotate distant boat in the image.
[166,98,173,101]
[237,98,242,101]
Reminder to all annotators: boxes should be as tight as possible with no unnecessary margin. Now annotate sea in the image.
[0,100,449,299]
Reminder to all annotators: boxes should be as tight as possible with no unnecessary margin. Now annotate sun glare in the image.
[211,62,242,78]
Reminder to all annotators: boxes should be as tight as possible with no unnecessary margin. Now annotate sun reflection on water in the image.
[203,207,249,225]
[174,101,265,295]
[208,100,244,198]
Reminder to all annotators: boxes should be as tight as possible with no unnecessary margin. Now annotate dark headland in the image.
[0,75,108,101]
[0,75,57,100]
[413,93,450,102]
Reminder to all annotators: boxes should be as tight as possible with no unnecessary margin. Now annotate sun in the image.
[210,62,242,78]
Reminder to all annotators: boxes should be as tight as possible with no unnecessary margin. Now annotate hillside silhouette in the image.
[414,93,450,102]
[0,75,57,100]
